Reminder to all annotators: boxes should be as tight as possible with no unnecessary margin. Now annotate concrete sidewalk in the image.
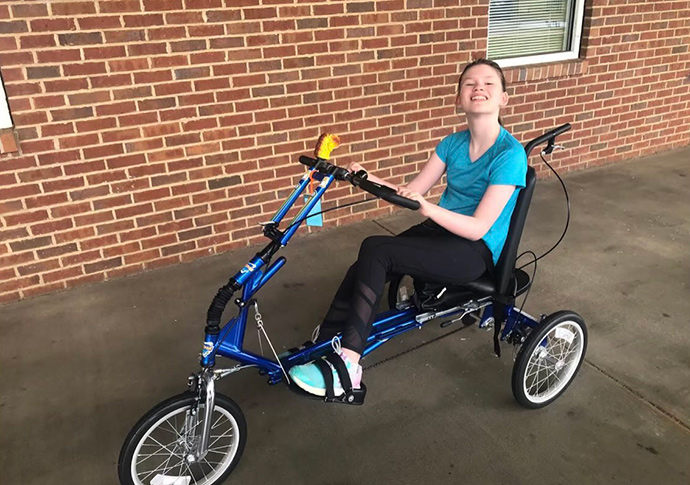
[1,147,689,484]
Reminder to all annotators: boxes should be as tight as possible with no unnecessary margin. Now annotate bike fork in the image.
[185,369,215,463]
[198,370,215,461]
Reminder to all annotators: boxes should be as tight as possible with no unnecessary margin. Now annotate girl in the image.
[289,59,528,397]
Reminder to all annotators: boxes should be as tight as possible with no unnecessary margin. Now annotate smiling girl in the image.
[289,58,528,397]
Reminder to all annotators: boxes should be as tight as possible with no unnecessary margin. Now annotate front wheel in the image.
[511,311,587,409]
[118,392,247,485]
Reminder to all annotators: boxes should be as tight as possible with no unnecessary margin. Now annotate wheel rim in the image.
[130,402,240,485]
[522,320,584,404]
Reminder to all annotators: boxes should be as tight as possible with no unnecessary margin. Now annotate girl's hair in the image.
[457,58,506,92]
[457,58,507,125]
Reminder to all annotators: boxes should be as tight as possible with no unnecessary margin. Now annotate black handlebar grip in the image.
[357,179,420,211]
[385,193,421,210]
[551,123,572,137]
[524,123,572,158]
[299,155,317,168]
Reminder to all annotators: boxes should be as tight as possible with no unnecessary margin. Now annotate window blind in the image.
[488,0,575,60]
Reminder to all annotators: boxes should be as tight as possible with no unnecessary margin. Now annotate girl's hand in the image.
[346,162,365,173]
[397,186,433,217]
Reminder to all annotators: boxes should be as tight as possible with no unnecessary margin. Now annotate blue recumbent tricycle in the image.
[118,123,587,485]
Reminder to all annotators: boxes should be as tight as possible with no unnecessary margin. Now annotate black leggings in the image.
[317,219,490,354]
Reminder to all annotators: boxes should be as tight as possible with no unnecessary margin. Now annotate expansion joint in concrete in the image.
[585,360,690,434]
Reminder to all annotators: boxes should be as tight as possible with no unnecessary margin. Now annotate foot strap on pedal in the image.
[314,358,336,400]
[305,355,365,405]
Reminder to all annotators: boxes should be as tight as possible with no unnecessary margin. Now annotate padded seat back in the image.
[493,165,536,296]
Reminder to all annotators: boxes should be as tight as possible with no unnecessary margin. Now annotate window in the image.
[0,72,12,130]
[487,0,586,67]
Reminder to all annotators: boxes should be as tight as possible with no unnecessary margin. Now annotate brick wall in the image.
[0,0,688,303]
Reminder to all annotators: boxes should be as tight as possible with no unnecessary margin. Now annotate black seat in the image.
[410,165,537,312]
[469,165,536,297]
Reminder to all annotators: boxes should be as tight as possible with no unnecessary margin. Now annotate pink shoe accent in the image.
[338,351,362,389]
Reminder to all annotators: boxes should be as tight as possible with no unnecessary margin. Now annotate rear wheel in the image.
[118,392,246,485]
[511,311,587,409]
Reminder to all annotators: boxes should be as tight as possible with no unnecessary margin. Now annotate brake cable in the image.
[513,147,570,319]
[279,194,380,234]
[516,148,571,270]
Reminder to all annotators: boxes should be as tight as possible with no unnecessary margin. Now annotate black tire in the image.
[511,311,587,409]
[118,392,247,485]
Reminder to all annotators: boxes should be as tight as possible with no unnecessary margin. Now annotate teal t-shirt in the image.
[435,127,527,264]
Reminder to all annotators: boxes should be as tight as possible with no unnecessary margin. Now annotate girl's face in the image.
[456,64,508,117]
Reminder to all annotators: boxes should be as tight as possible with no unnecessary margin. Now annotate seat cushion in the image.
[414,272,495,311]
[460,273,496,296]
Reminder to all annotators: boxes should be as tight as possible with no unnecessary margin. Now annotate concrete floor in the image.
[1,147,689,485]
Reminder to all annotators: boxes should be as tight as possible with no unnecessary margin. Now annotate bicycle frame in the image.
[197,168,541,384]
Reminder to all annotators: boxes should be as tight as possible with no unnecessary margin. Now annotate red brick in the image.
[75,117,118,133]
[43,267,83,284]
[0,20,28,34]
[77,15,122,29]
[59,133,99,149]
[20,34,56,49]
[0,228,28,243]
[42,123,75,137]
[84,257,123,274]
[5,210,49,226]
[12,4,48,18]
[106,153,147,169]
[109,58,149,72]
[0,51,34,65]
[166,11,205,24]
[83,45,127,60]
[0,275,40,292]
[18,259,61,277]
[30,218,74,236]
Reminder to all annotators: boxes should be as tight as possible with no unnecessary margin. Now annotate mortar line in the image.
[584,359,690,433]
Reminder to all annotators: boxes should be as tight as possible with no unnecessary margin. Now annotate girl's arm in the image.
[400,184,516,241]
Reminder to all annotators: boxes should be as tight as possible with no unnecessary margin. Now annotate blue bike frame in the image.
[199,168,539,383]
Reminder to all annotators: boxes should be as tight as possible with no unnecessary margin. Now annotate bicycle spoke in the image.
[183,460,199,485]
[137,448,181,460]
[529,368,560,395]
[525,358,551,381]
[165,419,184,440]
[207,430,234,449]
[201,457,216,477]
[208,444,233,452]
[210,413,225,431]
[145,435,179,456]
[139,452,181,483]
[154,445,180,483]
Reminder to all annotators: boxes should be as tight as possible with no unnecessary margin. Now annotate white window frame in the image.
[489,0,587,68]
[0,73,12,129]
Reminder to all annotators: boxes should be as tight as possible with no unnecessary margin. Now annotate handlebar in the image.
[524,123,571,158]
[355,177,421,211]
[299,123,572,211]
[298,155,420,211]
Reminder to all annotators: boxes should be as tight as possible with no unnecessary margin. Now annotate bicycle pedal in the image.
[325,383,367,406]
[286,379,367,405]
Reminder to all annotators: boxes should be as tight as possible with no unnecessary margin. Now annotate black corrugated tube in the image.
[205,278,239,333]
